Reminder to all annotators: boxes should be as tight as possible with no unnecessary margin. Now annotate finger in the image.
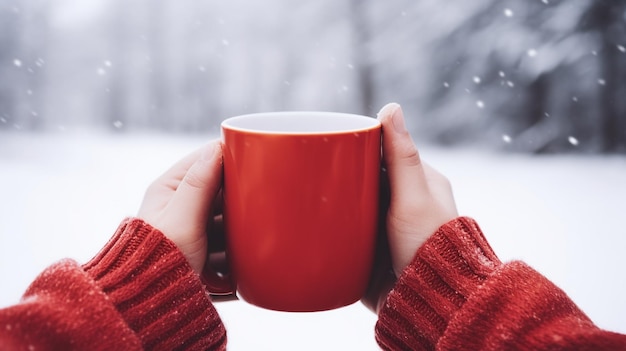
[154,148,204,192]
[137,146,205,220]
[166,140,223,229]
[377,103,428,207]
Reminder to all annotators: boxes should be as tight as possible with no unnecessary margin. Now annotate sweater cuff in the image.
[83,218,226,350]
[375,217,501,350]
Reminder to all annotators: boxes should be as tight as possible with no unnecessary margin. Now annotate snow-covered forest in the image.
[1,0,625,152]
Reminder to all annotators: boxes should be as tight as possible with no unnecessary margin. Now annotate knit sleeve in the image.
[375,217,626,351]
[0,218,226,351]
[0,259,143,351]
[82,218,227,350]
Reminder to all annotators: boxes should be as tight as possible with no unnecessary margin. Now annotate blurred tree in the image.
[17,0,49,131]
[424,0,626,153]
[579,0,626,153]
[180,2,221,132]
[4,0,622,154]
[348,0,376,116]
[105,0,132,132]
[0,0,49,131]
[0,2,20,130]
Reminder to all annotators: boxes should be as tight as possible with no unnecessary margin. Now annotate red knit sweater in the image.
[1,217,624,350]
[375,217,626,350]
[0,218,226,351]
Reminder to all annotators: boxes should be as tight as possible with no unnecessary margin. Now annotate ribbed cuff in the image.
[83,218,226,351]
[375,217,501,351]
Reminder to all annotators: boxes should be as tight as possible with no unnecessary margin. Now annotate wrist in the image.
[376,217,501,350]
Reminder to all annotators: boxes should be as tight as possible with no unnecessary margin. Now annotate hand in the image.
[137,140,223,275]
[363,103,459,313]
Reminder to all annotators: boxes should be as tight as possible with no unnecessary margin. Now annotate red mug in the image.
[208,111,381,312]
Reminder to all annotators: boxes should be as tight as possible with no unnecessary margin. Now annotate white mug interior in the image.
[221,112,380,135]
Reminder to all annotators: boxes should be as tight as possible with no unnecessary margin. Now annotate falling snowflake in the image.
[222,39,230,46]
[527,49,537,57]
[473,76,481,84]
[568,136,579,146]
[617,45,625,53]
[13,59,22,67]
[502,134,512,143]
[503,9,514,17]
[507,81,515,87]
[572,96,578,102]
[443,82,450,88]
[113,120,123,129]
[97,67,106,76]
[598,79,606,86]
[499,71,506,77]
[476,100,485,108]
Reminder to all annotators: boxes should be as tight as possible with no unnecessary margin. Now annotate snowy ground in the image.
[1,130,625,350]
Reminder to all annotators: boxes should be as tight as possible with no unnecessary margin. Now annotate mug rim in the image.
[221,111,381,135]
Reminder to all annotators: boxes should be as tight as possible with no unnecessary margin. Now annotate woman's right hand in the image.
[363,103,459,313]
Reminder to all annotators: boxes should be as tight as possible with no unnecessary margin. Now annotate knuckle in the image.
[394,140,421,167]
[183,169,208,189]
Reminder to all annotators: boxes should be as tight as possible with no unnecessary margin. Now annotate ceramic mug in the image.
[206,111,381,312]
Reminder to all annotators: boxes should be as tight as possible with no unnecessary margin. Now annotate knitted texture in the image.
[375,217,626,350]
[83,218,226,350]
[0,218,226,351]
[0,259,142,351]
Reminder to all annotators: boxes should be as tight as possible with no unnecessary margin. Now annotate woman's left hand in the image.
[137,140,224,275]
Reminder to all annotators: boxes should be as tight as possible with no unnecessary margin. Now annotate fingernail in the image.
[391,106,407,134]
[377,103,398,120]
[377,103,407,133]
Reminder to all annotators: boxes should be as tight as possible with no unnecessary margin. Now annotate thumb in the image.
[377,103,428,206]
[167,141,223,229]
[377,103,433,275]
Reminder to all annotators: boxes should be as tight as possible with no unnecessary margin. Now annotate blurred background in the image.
[1,0,626,350]
[2,0,625,152]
